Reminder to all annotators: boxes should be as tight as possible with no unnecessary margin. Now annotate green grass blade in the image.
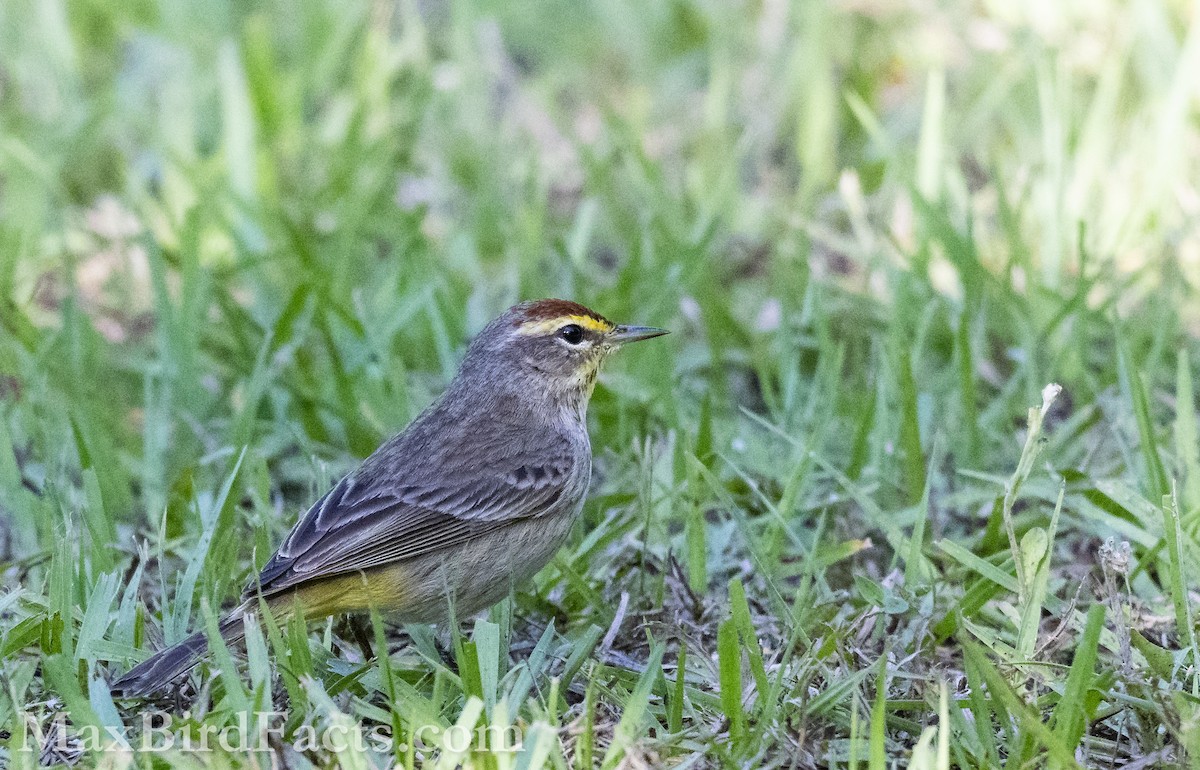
[1120,338,1169,504]
[728,578,768,706]
[1050,603,1105,756]
[1002,383,1062,598]
[1016,482,1065,659]
[868,652,888,770]
[963,642,1080,768]
[599,642,664,770]
[716,618,745,751]
[1162,485,1200,665]
[1175,348,1200,528]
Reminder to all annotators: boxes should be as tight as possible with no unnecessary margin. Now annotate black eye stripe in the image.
[558,324,584,344]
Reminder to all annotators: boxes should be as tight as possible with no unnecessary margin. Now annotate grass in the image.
[2,0,1200,766]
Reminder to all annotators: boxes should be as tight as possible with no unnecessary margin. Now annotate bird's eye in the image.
[558,324,584,345]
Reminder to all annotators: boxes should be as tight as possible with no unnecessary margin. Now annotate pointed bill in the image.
[610,325,670,344]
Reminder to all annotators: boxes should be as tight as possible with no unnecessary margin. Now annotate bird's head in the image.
[456,299,668,411]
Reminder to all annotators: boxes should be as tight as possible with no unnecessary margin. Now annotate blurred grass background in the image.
[2,0,1200,766]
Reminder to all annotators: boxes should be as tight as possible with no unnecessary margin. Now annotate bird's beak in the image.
[609,325,670,345]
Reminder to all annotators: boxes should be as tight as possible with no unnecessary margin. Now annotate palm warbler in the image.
[111,299,667,696]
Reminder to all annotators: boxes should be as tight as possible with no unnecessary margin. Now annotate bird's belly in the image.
[291,509,579,623]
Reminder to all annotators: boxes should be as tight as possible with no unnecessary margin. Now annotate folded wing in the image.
[246,456,575,599]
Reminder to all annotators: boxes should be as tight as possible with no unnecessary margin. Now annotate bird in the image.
[110,299,668,696]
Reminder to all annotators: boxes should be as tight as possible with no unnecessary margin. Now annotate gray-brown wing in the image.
[245,458,575,599]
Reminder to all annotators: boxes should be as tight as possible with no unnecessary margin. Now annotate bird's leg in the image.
[438,625,461,671]
[334,614,375,662]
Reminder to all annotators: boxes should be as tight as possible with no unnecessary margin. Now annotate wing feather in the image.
[245,458,576,599]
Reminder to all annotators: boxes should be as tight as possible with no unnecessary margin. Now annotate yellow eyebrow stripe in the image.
[516,315,614,336]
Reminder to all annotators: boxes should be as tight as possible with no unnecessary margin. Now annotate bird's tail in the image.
[110,606,250,698]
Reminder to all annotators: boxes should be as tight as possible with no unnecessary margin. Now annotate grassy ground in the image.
[2,0,1200,766]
